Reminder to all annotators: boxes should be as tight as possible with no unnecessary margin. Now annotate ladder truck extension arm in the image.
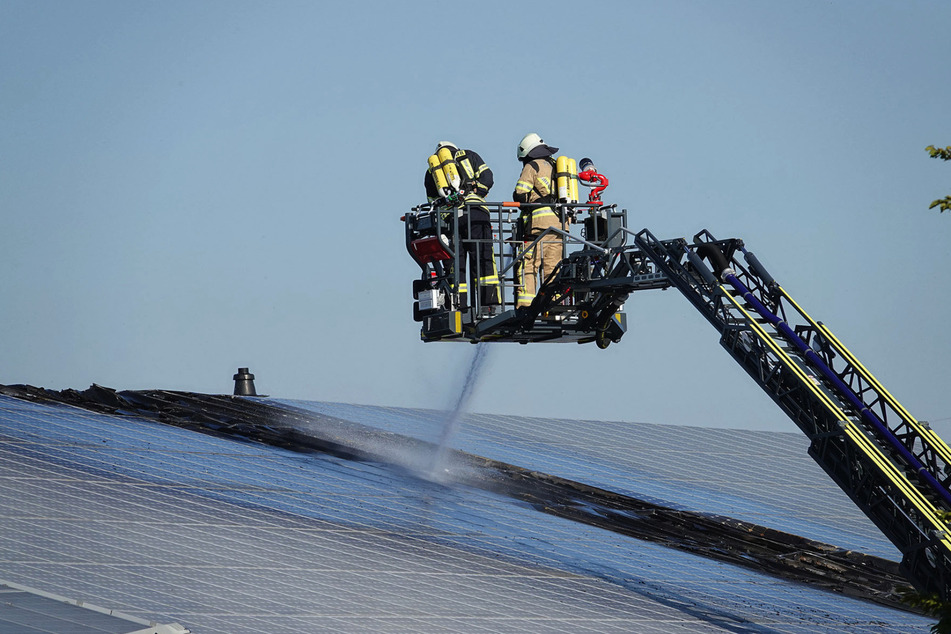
[634,228,951,599]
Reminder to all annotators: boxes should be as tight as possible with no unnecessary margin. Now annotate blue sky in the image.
[2,1,949,433]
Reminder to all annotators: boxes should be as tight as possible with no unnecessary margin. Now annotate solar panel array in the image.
[286,399,893,558]
[0,392,935,632]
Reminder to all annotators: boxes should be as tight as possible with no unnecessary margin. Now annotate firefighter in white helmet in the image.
[513,133,566,308]
[424,141,500,312]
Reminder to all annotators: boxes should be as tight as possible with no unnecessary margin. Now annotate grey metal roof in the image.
[0,388,936,633]
[0,582,188,633]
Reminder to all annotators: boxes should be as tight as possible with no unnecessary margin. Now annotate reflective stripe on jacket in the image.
[513,158,554,204]
[513,157,558,235]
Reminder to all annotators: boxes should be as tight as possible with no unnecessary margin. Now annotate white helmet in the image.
[435,140,457,153]
[517,133,544,159]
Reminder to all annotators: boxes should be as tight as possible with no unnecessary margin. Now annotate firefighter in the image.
[424,141,500,313]
[513,133,567,308]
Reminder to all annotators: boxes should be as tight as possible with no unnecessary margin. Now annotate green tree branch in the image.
[903,592,951,634]
[927,146,951,213]
[927,145,951,161]
[930,197,951,213]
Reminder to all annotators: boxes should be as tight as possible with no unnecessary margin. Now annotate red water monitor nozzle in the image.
[578,157,609,203]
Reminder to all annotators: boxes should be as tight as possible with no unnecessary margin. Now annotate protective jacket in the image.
[425,148,494,201]
[513,156,559,235]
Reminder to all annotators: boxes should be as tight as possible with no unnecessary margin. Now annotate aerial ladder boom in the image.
[634,228,951,598]
[776,286,951,494]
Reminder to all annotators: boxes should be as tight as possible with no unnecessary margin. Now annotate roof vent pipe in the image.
[233,367,257,396]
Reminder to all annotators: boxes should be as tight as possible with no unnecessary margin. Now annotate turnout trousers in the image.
[456,206,500,310]
[516,212,565,308]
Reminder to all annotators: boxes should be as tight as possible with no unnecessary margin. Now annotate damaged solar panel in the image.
[0,384,936,632]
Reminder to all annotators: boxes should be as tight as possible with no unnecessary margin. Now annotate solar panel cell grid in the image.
[0,394,934,632]
[282,400,897,558]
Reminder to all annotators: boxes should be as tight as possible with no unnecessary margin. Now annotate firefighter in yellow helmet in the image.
[513,133,567,308]
[424,141,500,313]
